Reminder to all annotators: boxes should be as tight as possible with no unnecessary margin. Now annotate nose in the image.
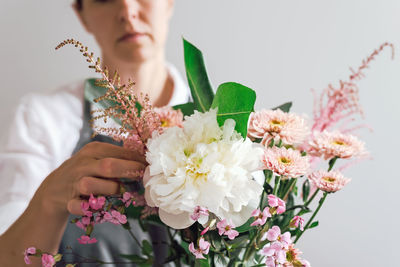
[118,0,139,23]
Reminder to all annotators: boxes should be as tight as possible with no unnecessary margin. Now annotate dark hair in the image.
[76,0,82,10]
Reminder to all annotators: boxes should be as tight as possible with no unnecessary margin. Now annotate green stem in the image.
[294,192,328,243]
[272,176,281,195]
[127,228,142,249]
[281,178,296,200]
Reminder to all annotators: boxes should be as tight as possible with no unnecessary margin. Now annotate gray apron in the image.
[58,99,170,266]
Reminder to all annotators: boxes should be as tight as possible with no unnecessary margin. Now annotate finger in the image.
[78,141,146,164]
[67,199,86,216]
[82,157,145,179]
[77,176,120,196]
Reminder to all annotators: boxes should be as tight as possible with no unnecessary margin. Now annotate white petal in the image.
[158,209,193,229]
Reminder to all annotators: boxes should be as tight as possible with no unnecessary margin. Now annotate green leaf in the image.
[173,102,195,116]
[195,259,210,267]
[302,180,310,202]
[211,82,256,138]
[272,102,292,112]
[297,208,312,216]
[141,240,153,257]
[309,221,319,229]
[120,254,148,263]
[183,38,214,112]
[235,217,253,233]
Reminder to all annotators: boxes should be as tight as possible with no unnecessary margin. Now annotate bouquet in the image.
[24,39,393,267]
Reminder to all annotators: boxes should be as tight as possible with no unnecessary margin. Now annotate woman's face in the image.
[76,0,174,63]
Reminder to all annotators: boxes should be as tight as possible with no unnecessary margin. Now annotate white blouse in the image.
[0,64,190,234]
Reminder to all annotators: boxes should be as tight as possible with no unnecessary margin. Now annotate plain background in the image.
[1,0,399,266]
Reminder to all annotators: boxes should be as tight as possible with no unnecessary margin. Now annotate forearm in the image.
[0,188,69,266]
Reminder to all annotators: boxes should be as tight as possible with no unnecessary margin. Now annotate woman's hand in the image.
[38,141,146,216]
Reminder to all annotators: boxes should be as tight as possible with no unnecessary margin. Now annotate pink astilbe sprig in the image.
[311,42,394,133]
[56,39,162,156]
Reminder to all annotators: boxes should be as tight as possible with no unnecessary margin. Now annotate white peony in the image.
[143,109,264,229]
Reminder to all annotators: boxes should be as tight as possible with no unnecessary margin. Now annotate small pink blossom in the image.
[262,226,292,249]
[290,216,305,231]
[122,192,136,207]
[41,254,55,267]
[78,235,98,244]
[250,207,271,226]
[268,195,286,215]
[248,109,309,146]
[190,206,209,224]
[103,210,127,225]
[200,226,210,236]
[24,247,36,265]
[308,130,366,160]
[81,201,92,217]
[188,237,210,259]
[309,170,351,193]
[263,147,310,178]
[262,242,287,265]
[154,106,183,128]
[216,219,239,240]
[88,194,106,210]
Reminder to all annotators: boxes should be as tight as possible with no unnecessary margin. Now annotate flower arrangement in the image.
[24,39,394,266]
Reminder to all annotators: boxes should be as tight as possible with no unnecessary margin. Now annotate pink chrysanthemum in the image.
[263,147,310,178]
[154,106,183,128]
[248,109,309,146]
[308,170,351,193]
[308,130,366,160]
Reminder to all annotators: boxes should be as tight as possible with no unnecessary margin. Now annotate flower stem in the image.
[294,192,328,243]
[127,228,142,249]
[272,176,281,195]
[281,178,296,200]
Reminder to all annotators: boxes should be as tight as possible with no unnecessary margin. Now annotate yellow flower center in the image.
[279,157,292,164]
[186,157,209,182]
[270,119,285,126]
[322,176,336,183]
[332,139,348,146]
[161,120,169,127]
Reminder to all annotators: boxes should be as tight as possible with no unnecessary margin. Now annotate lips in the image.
[118,32,147,42]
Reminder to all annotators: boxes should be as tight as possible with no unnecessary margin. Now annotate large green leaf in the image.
[183,38,214,112]
[173,102,195,116]
[272,102,292,112]
[211,82,256,138]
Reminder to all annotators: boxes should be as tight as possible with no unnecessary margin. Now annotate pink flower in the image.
[308,130,366,160]
[188,237,211,259]
[41,254,55,267]
[81,201,92,217]
[263,147,310,178]
[262,242,287,265]
[262,226,292,249]
[217,219,239,240]
[190,206,209,224]
[88,194,106,210]
[267,195,286,215]
[24,247,36,265]
[265,226,281,242]
[248,109,309,146]
[154,106,183,128]
[308,170,351,193]
[250,207,271,226]
[289,216,305,231]
[78,235,98,244]
[103,210,127,225]
[122,192,136,207]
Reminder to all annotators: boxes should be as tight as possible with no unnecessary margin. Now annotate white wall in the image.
[1,0,399,266]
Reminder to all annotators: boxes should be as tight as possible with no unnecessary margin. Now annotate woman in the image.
[0,0,189,265]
